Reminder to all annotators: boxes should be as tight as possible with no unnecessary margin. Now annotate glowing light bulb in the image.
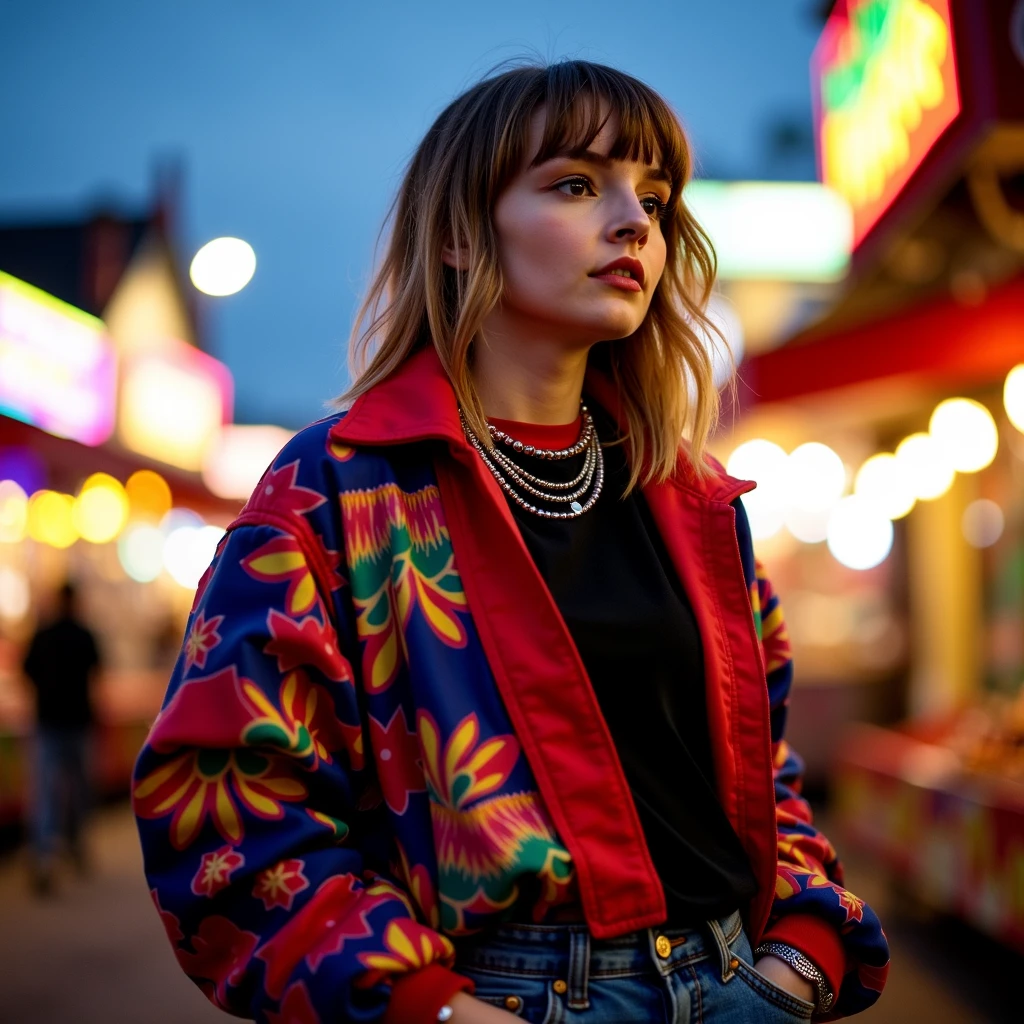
[0,480,29,543]
[784,506,832,544]
[163,523,225,589]
[929,398,998,473]
[854,453,916,520]
[727,439,789,539]
[125,470,173,521]
[190,237,256,296]
[895,432,955,501]
[1005,364,1024,433]
[73,474,129,543]
[27,490,77,548]
[118,524,166,582]
[787,442,846,512]
[826,496,894,570]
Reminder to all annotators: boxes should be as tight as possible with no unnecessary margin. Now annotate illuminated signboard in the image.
[119,338,234,471]
[0,271,117,445]
[687,181,853,281]
[813,0,961,246]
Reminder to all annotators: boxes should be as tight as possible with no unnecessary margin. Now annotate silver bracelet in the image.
[753,941,834,1014]
[436,1005,454,1022]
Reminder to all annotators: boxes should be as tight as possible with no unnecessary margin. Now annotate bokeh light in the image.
[727,439,789,539]
[189,237,256,296]
[0,566,30,620]
[826,495,894,570]
[787,442,846,512]
[27,490,77,548]
[854,453,916,520]
[73,473,130,543]
[962,499,1005,549]
[703,293,745,390]
[0,480,29,543]
[929,398,998,473]
[117,524,166,582]
[201,424,292,500]
[1005,364,1024,433]
[125,469,173,521]
[895,432,956,501]
[159,507,204,535]
[163,524,225,589]
[784,506,832,544]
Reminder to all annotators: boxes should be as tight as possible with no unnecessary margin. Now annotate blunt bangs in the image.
[527,63,690,200]
[341,58,723,490]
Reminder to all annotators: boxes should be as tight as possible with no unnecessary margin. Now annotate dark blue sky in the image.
[1,0,822,428]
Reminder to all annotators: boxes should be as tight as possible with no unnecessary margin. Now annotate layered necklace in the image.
[459,403,605,520]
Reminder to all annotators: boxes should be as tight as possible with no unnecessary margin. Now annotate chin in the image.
[579,310,644,343]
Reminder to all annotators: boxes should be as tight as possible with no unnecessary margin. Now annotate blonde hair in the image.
[339,59,721,491]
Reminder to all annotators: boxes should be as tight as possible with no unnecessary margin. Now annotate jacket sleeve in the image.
[132,520,470,1023]
[732,500,890,1018]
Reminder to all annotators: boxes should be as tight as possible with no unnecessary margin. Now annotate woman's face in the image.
[489,108,671,347]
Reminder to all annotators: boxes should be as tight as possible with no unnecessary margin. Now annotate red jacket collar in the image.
[330,343,753,505]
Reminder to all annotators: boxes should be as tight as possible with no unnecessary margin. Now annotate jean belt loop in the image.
[567,928,591,1010]
[706,916,736,984]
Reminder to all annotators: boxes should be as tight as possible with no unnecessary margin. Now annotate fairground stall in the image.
[717,0,1024,952]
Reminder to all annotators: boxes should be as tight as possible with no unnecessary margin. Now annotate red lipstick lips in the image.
[590,256,645,292]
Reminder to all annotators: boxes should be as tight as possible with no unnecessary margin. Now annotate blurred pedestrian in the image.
[23,581,101,894]
[135,60,890,1023]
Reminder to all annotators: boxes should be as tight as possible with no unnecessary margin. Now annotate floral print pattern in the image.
[133,412,888,1023]
[192,845,245,898]
[255,858,310,912]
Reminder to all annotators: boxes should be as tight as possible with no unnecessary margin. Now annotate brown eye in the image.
[641,196,668,219]
[555,176,595,198]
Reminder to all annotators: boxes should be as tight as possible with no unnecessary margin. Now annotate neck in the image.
[472,311,591,424]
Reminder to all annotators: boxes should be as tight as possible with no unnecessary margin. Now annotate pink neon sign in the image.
[0,271,117,446]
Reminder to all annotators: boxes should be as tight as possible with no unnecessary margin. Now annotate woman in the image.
[134,61,889,1023]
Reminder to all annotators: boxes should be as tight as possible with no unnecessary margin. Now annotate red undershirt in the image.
[488,415,583,451]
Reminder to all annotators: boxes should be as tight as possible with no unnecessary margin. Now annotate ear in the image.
[441,244,470,271]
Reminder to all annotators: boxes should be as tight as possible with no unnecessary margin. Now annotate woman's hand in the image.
[448,991,522,1022]
[753,955,816,1006]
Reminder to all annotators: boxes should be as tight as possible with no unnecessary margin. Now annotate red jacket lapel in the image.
[331,345,776,938]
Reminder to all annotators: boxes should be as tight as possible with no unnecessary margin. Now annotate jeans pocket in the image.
[458,966,556,1023]
[733,958,815,1020]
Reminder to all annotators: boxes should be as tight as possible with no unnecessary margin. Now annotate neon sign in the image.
[813,0,961,246]
[0,271,117,446]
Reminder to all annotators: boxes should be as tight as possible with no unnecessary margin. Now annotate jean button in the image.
[655,934,672,959]
[552,980,568,995]
[504,995,522,1012]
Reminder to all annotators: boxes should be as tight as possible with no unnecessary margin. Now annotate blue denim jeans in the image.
[32,725,91,862]
[453,910,816,1023]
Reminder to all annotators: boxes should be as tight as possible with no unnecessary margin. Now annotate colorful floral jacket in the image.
[133,345,889,1022]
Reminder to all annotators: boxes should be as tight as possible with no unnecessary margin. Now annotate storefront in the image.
[0,264,264,827]
[716,0,1024,949]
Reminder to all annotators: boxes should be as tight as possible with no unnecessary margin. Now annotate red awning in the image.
[741,275,1024,407]
[0,415,241,519]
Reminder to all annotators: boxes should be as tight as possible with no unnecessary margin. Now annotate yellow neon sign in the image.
[814,0,961,245]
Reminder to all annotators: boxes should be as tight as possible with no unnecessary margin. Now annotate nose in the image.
[607,197,650,248]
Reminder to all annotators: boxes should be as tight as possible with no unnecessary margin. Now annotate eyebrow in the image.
[544,148,672,184]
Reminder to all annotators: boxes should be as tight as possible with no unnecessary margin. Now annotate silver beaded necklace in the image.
[460,404,605,519]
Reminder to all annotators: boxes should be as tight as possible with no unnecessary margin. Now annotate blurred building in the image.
[713,0,1024,956]
[0,179,285,828]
